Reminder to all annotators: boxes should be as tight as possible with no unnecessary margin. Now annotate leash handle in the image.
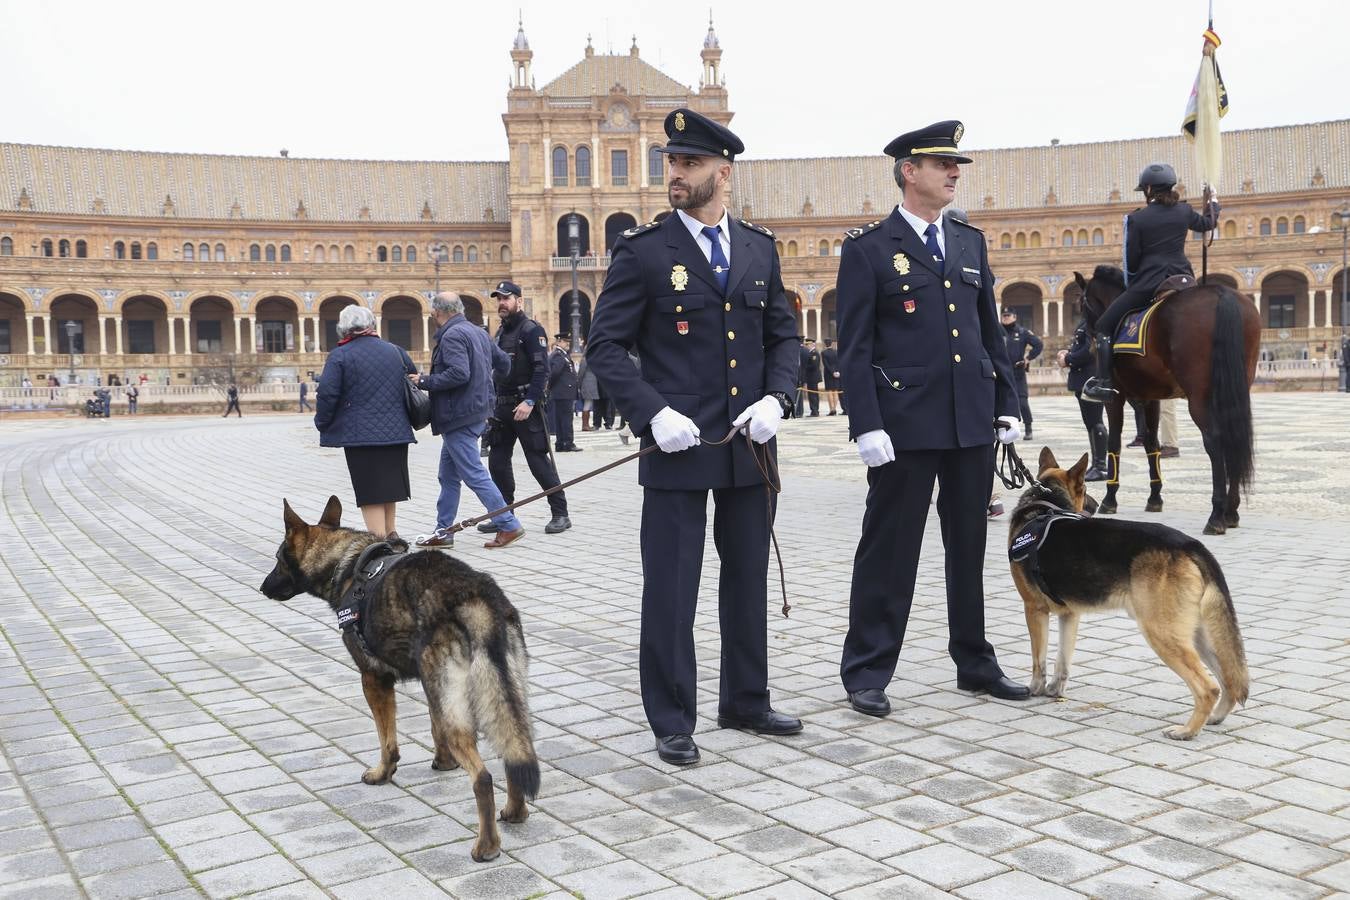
[994,436,1038,492]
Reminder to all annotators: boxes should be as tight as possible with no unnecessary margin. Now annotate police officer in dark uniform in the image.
[586,107,802,765]
[1082,162,1219,400]
[547,333,581,452]
[1000,307,1043,439]
[836,120,1029,716]
[802,338,823,416]
[793,336,808,418]
[1061,315,1108,480]
[481,281,572,537]
[821,338,844,415]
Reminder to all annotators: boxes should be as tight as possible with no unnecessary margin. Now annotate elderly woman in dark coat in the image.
[314,305,417,539]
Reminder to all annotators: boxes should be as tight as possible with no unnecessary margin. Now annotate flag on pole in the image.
[1182,27,1229,190]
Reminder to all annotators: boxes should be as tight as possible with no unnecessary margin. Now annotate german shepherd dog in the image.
[259,496,540,861]
[1009,448,1249,740]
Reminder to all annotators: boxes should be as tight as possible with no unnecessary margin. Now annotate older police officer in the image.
[586,108,800,765]
[836,121,1029,716]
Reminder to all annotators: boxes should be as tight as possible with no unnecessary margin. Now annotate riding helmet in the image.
[1135,162,1178,191]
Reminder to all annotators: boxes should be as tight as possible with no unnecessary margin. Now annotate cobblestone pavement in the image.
[2,394,1347,899]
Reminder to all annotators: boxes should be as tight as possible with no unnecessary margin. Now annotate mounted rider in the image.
[1082,162,1220,401]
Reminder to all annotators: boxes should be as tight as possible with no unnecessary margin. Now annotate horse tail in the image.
[1207,287,1255,493]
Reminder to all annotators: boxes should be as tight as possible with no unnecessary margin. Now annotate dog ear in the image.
[318,495,343,528]
[282,499,306,532]
[1038,446,1058,473]
[1068,453,1090,484]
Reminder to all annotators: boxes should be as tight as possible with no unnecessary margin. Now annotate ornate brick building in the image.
[2,21,1347,386]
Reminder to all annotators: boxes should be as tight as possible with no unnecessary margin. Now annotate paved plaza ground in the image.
[2,393,1348,899]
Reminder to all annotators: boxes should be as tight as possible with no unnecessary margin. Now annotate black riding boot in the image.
[1081,335,1116,402]
[1086,422,1108,481]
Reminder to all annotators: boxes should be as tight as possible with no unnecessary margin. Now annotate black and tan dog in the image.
[260,496,540,861]
[1009,448,1249,740]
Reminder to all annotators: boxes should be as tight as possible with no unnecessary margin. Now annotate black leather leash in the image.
[995,438,1041,493]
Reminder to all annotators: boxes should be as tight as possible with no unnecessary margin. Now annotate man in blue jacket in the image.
[413,292,525,550]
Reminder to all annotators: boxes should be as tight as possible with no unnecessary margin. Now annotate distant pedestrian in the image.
[223,384,242,417]
[547,333,581,452]
[299,379,312,412]
[126,382,139,415]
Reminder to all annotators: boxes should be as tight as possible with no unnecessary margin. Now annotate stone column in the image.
[420,315,430,353]
[41,315,51,355]
[1325,289,1334,330]
[167,316,176,355]
[1056,299,1065,336]
[639,136,648,188]
[180,317,191,355]
[1250,290,1261,317]
[113,316,123,355]
[543,130,551,191]
[233,316,242,354]
[25,314,35,355]
[1041,299,1051,336]
[310,316,320,353]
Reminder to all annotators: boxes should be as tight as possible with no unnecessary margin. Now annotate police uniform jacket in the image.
[1124,199,1220,293]
[547,347,579,402]
[821,347,841,388]
[1064,320,1093,394]
[803,347,822,384]
[1003,324,1043,378]
[836,208,1017,450]
[493,312,550,406]
[586,214,798,490]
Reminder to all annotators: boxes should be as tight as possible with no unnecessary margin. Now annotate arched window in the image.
[1091,228,1104,245]
[405,245,416,262]
[1276,217,1289,235]
[114,241,126,259]
[182,243,195,261]
[377,245,388,262]
[41,239,53,257]
[249,244,261,262]
[575,146,592,187]
[391,245,402,262]
[1222,220,1237,239]
[265,244,277,262]
[1029,231,1042,249]
[1293,216,1306,234]
[1015,233,1027,249]
[328,243,339,261]
[500,244,511,264]
[1062,229,1073,247]
[199,242,210,260]
[1259,218,1272,236]
[818,240,830,256]
[452,245,464,263]
[552,146,569,187]
[76,239,88,258]
[58,239,70,257]
[344,245,355,262]
[649,145,664,181]
[833,240,842,256]
[786,241,798,257]
[314,244,326,263]
[0,236,11,255]
[1000,233,1012,250]
[280,244,292,262]
[467,245,479,262]
[130,242,142,260]
[1076,229,1089,245]
[775,241,784,256]
[147,242,158,260]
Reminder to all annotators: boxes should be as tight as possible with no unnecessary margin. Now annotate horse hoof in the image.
[1099,504,1117,515]
[1224,514,1240,528]
[1203,521,1226,536]
[1145,501,1163,513]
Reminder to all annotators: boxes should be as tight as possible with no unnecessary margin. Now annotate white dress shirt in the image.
[676,207,733,270]
[896,204,946,261]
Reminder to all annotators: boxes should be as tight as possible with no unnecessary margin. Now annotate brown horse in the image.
[1076,265,1260,534]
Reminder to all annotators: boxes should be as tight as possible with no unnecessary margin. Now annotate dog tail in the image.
[472,617,541,799]
[1195,545,1249,708]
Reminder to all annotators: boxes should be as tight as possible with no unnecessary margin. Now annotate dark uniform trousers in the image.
[488,401,567,517]
[547,398,574,448]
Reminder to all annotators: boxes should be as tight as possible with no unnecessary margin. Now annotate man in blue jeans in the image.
[412,292,525,549]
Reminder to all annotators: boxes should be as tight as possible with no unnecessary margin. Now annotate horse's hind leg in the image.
[1200,428,1229,535]
[1143,400,1163,513]
[1100,395,1125,514]
[1224,478,1241,528]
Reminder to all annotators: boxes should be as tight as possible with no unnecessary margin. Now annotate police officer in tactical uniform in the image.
[586,107,802,766]
[836,120,1029,717]
[1000,307,1043,439]
[1083,162,1219,401]
[480,281,572,537]
[802,338,823,416]
[547,332,581,452]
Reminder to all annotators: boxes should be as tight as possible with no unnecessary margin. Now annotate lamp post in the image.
[64,320,77,384]
[429,242,448,295]
[1337,203,1350,392]
[567,212,582,354]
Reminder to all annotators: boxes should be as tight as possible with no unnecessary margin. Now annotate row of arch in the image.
[0,236,502,265]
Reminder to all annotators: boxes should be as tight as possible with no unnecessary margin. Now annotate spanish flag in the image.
[1182,27,1229,190]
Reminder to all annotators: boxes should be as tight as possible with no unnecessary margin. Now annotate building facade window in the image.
[1276,217,1289,235]
[386,319,412,350]
[314,244,326,263]
[467,245,479,262]
[377,245,388,262]
[818,239,830,256]
[200,242,210,260]
[611,149,629,186]
[1267,295,1295,328]
[196,320,223,353]
[1076,229,1089,245]
[249,244,261,261]
[552,146,569,187]
[1092,228,1104,245]
[391,245,402,262]
[1222,220,1237,239]
[0,236,11,255]
[0,319,9,353]
[265,244,277,263]
[127,320,155,353]
[183,242,194,261]
[575,146,592,186]
[344,245,355,262]
[260,321,286,353]
[41,239,53,257]
[785,240,798,257]
[500,244,511,263]
[114,241,126,259]
[405,245,417,262]
[280,244,291,262]
[1259,218,1272,236]
[1000,233,1012,249]
[649,145,664,181]
[58,239,71,257]
[1030,231,1042,248]
[1293,216,1305,234]
[146,242,158,260]
[130,242,142,260]
[453,245,464,263]
[1062,230,1073,247]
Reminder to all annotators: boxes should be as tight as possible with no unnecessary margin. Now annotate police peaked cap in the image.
[490,280,522,298]
[884,120,972,163]
[658,108,744,161]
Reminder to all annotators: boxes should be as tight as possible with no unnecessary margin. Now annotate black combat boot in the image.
[1086,422,1108,481]
[1081,336,1116,402]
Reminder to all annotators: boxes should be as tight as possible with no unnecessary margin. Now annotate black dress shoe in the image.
[716,709,803,735]
[956,675,1031,701]
[655,733,699,765]
[544,515,572,534]
[847,689,891,717]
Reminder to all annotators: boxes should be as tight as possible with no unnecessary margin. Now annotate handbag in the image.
[403,377,432,431]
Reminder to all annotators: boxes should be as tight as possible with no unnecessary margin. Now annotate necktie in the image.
[702,225,730,294]
[924,223,943,264]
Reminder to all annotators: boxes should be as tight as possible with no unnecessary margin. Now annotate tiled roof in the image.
[540,53,689,98]
[0,144,510,223]
[731,119,1350,219]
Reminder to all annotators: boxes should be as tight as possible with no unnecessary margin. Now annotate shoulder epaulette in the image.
[739,219,774,238]
[621,221,661,239]
[949,217,984,234]
[845,220,883,240]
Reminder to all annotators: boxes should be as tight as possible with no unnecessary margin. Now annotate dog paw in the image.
[361,765,395,784]
[1163,726,1198,741]
[1028,678,1046,696]
[470,841,501,862]
[1044,679,1065,699]
[499,804,529,824]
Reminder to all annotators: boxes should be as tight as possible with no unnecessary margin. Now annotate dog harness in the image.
[335,541,407,656]
[1009,501,1086,606]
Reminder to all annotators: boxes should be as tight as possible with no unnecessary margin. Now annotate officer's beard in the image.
[669,170,718,212]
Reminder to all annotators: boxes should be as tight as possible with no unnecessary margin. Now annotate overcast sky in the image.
[6,0,1346,161]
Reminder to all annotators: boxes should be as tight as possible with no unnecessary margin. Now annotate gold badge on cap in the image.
[671,264,689,292]
[953,123,964,143]
[674,112,686,132]
[893,253,911,275]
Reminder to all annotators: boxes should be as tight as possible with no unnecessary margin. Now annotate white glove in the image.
[732,396,783,444]
[857,429,895,467]
[996,416,1022,445]
[650,406,700,453]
